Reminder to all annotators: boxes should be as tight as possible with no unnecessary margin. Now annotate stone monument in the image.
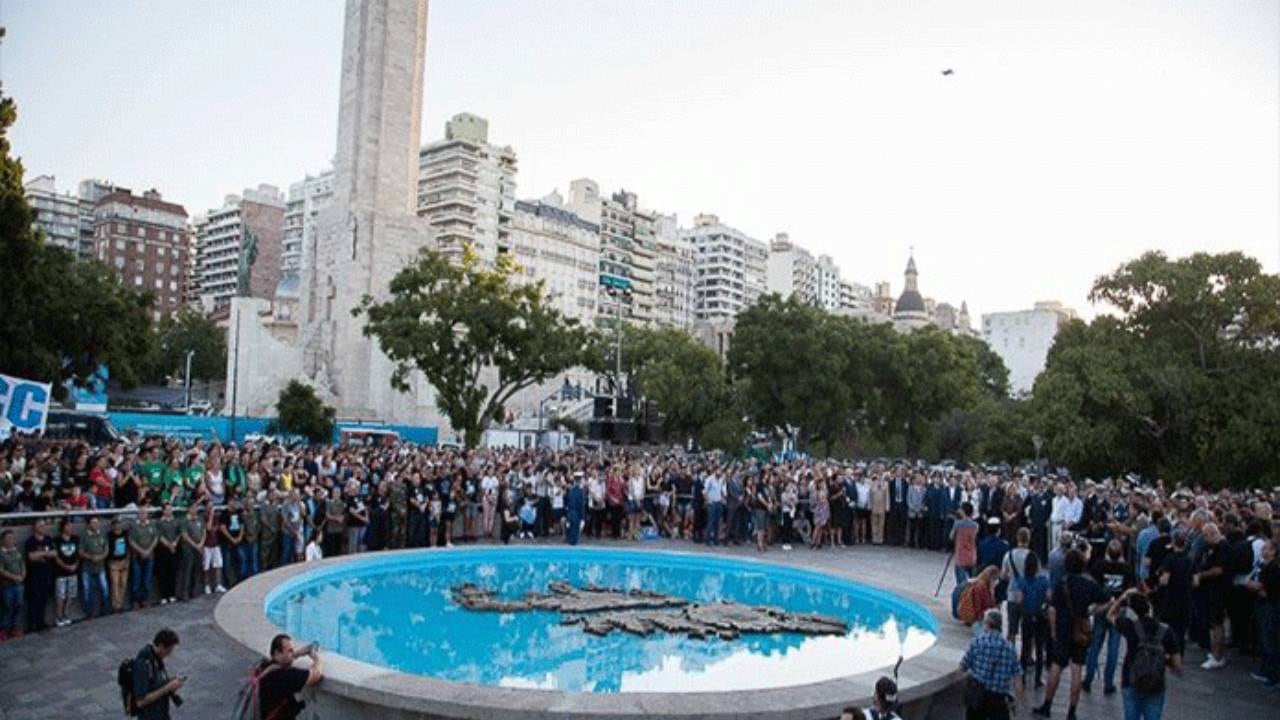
[299,0,440,423]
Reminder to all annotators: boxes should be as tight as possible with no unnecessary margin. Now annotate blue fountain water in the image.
[265,547,938,693]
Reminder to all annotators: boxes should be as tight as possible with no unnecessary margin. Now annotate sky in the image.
[2,0,1277,320]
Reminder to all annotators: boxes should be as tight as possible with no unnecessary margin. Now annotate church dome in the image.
[894,290,926,315]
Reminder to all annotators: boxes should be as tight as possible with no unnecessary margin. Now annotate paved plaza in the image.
[0,540,1272,720]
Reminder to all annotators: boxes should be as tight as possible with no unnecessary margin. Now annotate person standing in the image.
[1015,551,1052,689]
[951,503,980,587]
[323,486,346,557]
[1195,523,1231,669]
[889,471,909,546]
[1245,539,1278,687]
[241,494,261,580]
[565,472,586,546]
[175,505,204,601]
[703,471,724,547]
[23,518,55,632]
[132,628,184,720]
[154,503,180,604]
[1084,539,1136,694]
[961,608,1024,720]
[51,519,80,627]
[907,476,927,549]
[345,485,368,555]
[258,491,282,571]
[1033,550,1110,720]
[219,497,247,586]
[1109,590,1181,720]
[0,530,25,640]
[129,506,159,608]
[1028,482,1054,565]
[106,517,131,612]
[870,475,889,546]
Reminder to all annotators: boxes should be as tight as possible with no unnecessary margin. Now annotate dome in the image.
[274,271,301,299]
[894,290,926,315]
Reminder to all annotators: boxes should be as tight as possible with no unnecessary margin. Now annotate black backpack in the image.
[1130,619,1168,695]
[117,658,138,716]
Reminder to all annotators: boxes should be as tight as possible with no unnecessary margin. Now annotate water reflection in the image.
[266,553,936,693]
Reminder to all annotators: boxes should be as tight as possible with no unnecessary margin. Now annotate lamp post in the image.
[183,350,195,412]
[607,286,630,398]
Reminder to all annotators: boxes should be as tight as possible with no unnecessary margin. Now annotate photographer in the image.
[1108,590,1181,720]
[133,628,184,720]
[258,633,324,720]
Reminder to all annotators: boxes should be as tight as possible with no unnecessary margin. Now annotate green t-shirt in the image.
[129,521,158,554]
[157,517,180,544]
[140,461,166,489]
[243,506,260,542]
[181,517,206,546]
[0,547,24,586]
[226,465,247,492]
[258,503,280,537]
[326,498,347,533]
[185,465,205,490]
[80,530,108,573]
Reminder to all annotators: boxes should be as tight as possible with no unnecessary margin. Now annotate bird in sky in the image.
[941,68,954,76]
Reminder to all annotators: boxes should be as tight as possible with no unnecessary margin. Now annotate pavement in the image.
[0,538,1273,720]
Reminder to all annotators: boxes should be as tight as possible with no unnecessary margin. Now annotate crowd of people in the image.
[1,434,1277,719]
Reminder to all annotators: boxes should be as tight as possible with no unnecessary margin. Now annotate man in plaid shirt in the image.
[962,609,1024,720]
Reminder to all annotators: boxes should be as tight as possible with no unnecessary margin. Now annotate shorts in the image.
[55,576,78,600]
[625,500,640,514]
[202,547,223,570]
[1050,637,1089,667]
[1203,595,1226,626]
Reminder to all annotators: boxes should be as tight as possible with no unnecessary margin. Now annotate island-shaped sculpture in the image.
[451,581,849,641]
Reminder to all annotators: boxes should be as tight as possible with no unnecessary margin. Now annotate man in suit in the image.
[925,475,946,551]
[888,469,910,546]
[1028,477,1054,562]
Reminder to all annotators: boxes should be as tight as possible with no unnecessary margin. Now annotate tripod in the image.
[933,552,954,597]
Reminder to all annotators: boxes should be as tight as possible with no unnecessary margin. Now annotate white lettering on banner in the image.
[0,373,53,440]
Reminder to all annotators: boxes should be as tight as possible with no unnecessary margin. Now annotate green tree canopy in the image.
[0,90,156,394]
[150,307,227,384]
[356,248,593,448]
[274,380,335,443]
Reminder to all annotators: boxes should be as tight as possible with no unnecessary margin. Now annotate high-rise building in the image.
[195,184,286,315]
[566,179,674,328]
[982,301,1079,396]
[839,279,873,312]
[283,170,334,277]
[24,176,90,259]
[686,213,768,321]
[509,196,600,326]
[652,213,694,330]
[814,254,843,311]
[765,233,816,304]
[417,113,516,264]
[91,188,192,317]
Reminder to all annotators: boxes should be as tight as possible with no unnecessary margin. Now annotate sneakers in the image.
[204,585,212,595]
[215,584,228,593]
[1251,672,1277,686]
[782,544,792,551]
[168,596,178,604]
[1201,655,1227,670]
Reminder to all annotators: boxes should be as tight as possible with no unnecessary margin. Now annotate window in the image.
[156,262,166,274]
[136,259,144,272]
[154,279,163,289]
[169,281,177,292]
[115,239,126,250]
[136,225,145,237]
[133,275,142,286]
[114,256,125,269]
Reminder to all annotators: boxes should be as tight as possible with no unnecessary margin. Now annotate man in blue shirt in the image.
[961,608,1024,719]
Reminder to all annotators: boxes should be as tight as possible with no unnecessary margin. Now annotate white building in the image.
[982,301,1079,396]
[687,213,768,321]
[418,113,516,264]
[282,170,334,277]
[765,233,815,303]
[652,213,694,330]
[24,175,90,259]
[195,184,286,315]
[814,254,843,311]
[509,197,600,326]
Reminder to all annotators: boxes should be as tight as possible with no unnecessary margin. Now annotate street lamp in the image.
[606,286,631,398]
[184,350,195,412]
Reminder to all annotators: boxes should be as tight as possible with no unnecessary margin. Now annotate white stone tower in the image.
[301,0,437,421]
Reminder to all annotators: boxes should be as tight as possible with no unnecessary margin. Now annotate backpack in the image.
[118,652,158,717]
[229,661,286,720]
[956,582,981,625]
[1130,619,1169,696]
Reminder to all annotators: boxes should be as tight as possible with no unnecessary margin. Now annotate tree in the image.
[883,326,988,456]
[151,307,227,383]
[727,294,851,453]
[355,248,593,448]
[274,380,335,443]
[0,89,156,394]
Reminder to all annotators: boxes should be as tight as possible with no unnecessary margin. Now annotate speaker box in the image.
[613,421,636,444]
[616,397,634,420]
[593,397,613,418]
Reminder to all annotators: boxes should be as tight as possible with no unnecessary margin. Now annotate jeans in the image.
[280,534,297,566]
[0,584,22,631]
[129,557,154,607]
[80,569,108,618]
[1085,616,1122,689]
[239,543,259,579]
[705,502,724,545]
[955,564,974,587]
[1122,687,1165,720]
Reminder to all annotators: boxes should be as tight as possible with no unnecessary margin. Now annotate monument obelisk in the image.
[301,0,437,422]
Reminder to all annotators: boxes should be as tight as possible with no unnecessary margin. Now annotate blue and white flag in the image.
[0,373,53,440]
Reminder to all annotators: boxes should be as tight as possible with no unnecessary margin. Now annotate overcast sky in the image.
[3,0,1277,320]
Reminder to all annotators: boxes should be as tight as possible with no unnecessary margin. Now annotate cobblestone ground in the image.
[0,539,1273,719]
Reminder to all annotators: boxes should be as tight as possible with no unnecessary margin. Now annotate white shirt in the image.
[704,474,724,503]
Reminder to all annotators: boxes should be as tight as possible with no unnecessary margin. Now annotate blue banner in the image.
[0,373,53,440]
